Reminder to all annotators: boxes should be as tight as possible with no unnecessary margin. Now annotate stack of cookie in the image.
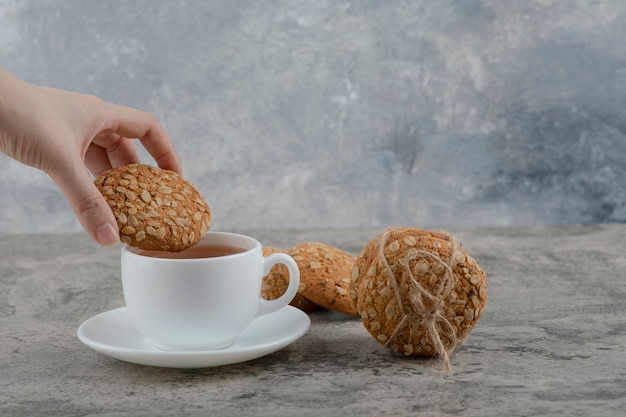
[262,242,357,316]
[264,228,488,372]
[350,227,487,370]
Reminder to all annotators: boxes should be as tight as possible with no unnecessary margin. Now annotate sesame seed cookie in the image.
[350,228,487,366]
[262,246,321,313]
[288,242,357,316]
[94,164,211,252]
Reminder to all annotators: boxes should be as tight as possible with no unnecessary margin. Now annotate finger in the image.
[91,133,140,171]
[105,104,182,175]
[49,162,119,246]
[84,144,113,176]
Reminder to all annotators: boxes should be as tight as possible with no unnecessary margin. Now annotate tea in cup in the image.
[121,231,300,351]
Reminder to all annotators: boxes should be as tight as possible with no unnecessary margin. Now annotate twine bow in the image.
[377,229,460,372]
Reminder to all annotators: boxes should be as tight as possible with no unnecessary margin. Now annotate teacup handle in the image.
[257,253,300,317]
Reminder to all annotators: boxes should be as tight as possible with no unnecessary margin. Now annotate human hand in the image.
[0,68,181,246]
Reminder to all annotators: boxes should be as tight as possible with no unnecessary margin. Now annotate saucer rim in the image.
[77,305,310,368]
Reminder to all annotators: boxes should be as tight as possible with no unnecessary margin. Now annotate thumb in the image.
[50,164,119,246]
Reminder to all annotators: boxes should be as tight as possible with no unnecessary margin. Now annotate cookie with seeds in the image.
[262,246,321,313]
[288,242,357,316]
[350,227,487,369]
[94,164,211,252]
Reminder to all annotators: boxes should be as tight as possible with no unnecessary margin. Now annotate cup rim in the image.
[122,231,261,262]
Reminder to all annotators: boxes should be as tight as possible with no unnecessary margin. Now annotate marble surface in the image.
[1,225,626,416]
[3,1,626,236]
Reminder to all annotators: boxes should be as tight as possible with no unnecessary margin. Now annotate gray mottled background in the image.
[2,0,626,236]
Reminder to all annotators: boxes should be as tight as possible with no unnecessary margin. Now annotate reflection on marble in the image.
[2,226,626,416]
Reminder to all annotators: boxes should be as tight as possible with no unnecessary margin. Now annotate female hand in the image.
[0,68,181,245]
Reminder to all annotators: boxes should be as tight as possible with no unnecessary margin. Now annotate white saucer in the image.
[77,306,310,368]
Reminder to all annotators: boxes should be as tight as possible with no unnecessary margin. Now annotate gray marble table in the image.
[1,225,626,417]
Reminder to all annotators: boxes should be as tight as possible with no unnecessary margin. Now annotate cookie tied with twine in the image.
[350,228,487,371]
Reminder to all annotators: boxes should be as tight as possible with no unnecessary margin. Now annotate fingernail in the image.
[96,223,119,246]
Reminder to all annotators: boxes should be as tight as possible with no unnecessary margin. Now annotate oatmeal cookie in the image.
[350,227,487,364]
[262,246,321,313]
[288,242,357,316]
[94,164,211,251]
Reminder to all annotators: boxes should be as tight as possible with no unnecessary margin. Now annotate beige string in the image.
[376,228,460,372]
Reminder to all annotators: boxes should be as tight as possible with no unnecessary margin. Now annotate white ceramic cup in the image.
[121,231,300,351]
